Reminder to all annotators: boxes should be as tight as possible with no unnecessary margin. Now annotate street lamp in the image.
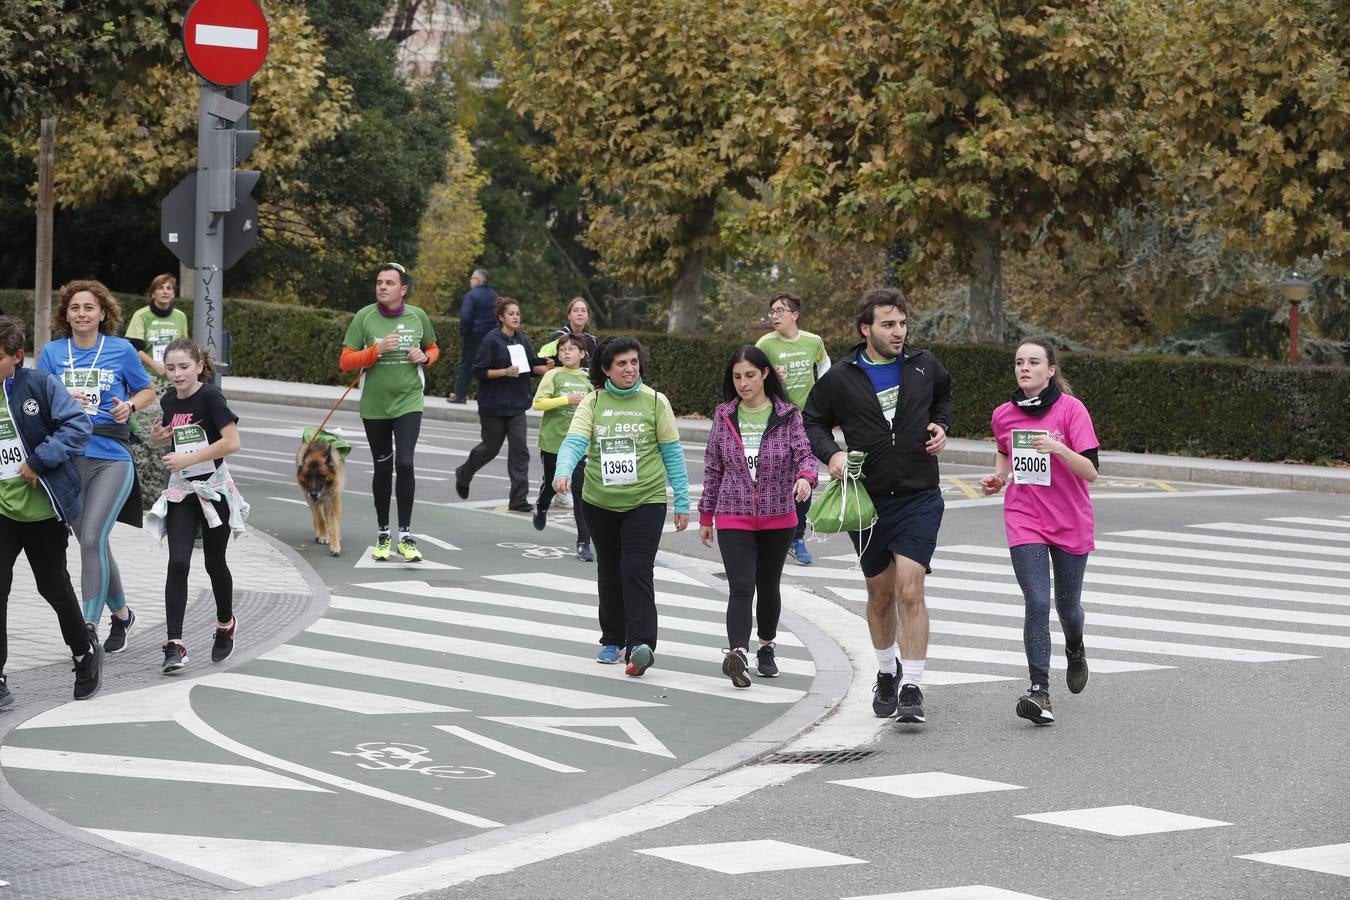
[1278,274,1312,364]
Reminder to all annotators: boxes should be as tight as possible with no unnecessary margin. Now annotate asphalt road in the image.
[3,396,1347,900]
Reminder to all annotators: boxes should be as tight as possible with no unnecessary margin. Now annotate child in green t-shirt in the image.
[530,335,593,561]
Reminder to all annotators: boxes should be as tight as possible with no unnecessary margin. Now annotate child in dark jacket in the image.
[0,316,101,708]
[699,345,817,688]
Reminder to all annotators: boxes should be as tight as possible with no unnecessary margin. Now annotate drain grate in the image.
[757,749,876,765]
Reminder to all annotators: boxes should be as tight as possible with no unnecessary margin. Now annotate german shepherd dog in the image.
[296,440,345,556]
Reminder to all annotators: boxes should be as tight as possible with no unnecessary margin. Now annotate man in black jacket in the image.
[803,288,950,726]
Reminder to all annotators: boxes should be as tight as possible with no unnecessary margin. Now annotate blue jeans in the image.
[1009,543,1088,684]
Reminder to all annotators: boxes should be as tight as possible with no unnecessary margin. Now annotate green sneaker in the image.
[372,534,392,561]
[396,536,423,562]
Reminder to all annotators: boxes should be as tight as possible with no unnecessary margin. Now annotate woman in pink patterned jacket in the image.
[699,345,818,689]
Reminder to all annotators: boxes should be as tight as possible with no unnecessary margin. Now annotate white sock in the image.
[399,530,412,541]
[874,645,897,675]
[900,658,926,687]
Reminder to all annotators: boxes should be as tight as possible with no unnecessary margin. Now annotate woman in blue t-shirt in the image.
[38,281,155,654]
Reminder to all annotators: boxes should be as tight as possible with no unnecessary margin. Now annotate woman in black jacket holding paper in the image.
[453,297,547,512]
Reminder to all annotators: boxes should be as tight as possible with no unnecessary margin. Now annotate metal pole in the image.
[34,116,56,353]
[193,82,226,386]
[1288,301,1300,364]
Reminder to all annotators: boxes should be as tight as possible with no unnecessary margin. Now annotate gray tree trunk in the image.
[667,196,718,333]
[968,220,1006,344]
[34,116,56,354]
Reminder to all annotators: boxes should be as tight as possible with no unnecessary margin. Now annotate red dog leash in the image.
[300,369,364,460]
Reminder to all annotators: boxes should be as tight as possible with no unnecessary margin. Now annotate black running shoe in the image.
[1066,644,1089,694]
[532,507,547,531]
[72,642,103,701]
[508,503,533,513]
[162,642,187,674]
[576,542,594,562]
[0,674,12,708]
[755,644,779,678]
[872,670,898,717]
[454,468,469,499]
[896,683,926,724]
[1017,685,1055,725]
[722,648,752,688]
[211,619,236,663]
[104,607,135,654]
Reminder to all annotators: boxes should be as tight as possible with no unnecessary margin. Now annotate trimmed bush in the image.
[2,289,1342,462]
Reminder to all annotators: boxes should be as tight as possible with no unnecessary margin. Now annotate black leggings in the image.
[537,450,589,542]
[165,497,233,641]
[363,412,422,531]
[584,501,664,651]
[0,515,91,671]
[716,527,793,649]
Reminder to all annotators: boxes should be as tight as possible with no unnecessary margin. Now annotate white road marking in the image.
[1270,516,1350,530]
[15,682,193,729]
[306,618,806,705]
[1113,529,1350,558]
[1237,842,1350,877]
[479,716,676,759]
[489,572,731,614]
[433,725,584,774]
[89,830,396,887]
[634,838,865,874]
[1018,804,1230,836]
[923,642,1168,675]
[830,771,1024,798]
[201,673,465,715]
[412,533,460,551]
[1088,539,1350,574]
[1189,521,1350,543]
[262,644,661,709]
[846,887,1054,900]
[0,746,329,792]
[267,495,310,506]
[328,595,815,675]
[352,551,458,571]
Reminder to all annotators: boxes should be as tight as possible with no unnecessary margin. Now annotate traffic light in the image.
[204,126,260,214]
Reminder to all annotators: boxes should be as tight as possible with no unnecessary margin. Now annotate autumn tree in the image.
[1136,0,1348,274]
[504,0,782,332]
[412,128,488,314]
[767,1,1147,343]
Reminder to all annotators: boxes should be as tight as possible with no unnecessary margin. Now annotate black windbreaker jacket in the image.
[802,343,952,497]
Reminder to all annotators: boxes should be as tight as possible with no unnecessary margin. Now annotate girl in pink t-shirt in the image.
[980,339,1100,726]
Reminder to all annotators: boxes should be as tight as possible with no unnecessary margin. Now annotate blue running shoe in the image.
[596,644,622,664]
[788,538,813,566]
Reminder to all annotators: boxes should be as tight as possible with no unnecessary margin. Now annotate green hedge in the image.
[2,289,1343,462]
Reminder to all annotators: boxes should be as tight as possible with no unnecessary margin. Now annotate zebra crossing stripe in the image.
[355,580,805,648]
[939,544,1350,590]
[0,746,331,792]
[261,644,662,709]
[1187,522,1350,543]
[304,618,806,705]
[488,572,725,614]
[328,596,815,676]
[1270,516,1350,530]
[925,642,1168,675]
[201,673,466,715]
[1090,540,1350,575]
[1113,529,1350,558]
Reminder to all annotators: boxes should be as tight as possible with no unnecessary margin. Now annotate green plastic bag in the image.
[807,451,877,534]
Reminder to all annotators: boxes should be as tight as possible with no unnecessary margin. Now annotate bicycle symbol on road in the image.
[331,742,495,779]
[497,541,572,560]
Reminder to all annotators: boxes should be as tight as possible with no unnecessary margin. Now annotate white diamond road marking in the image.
[830,771,1025,799]
[478,716,675,758]
[845,888,1054,900]
[433,725,584,774]
[1018,804,1231,836]
[87,829,396,887]
[1237,842,1350,877]
[635,839,865,874]
[0,747,330,792]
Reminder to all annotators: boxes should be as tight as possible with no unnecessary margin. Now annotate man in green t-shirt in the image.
[339,263,440,562]
[124,273,190,383]
[755,291,831,565]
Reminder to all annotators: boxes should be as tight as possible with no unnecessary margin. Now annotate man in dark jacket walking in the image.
[450,269,498,403]
[803,288,950,727]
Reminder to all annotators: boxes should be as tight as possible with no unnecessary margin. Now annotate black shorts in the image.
[848,487,944,578]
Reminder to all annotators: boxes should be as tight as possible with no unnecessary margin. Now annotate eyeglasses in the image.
[769,307,794,316]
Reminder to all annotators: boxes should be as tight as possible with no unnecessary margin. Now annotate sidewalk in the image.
[224,375,1350,495]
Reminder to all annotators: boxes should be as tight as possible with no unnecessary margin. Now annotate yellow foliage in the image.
[411,128,488,316]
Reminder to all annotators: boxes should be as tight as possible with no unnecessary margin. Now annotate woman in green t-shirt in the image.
[530,334,593,560]
[552,336,690,677]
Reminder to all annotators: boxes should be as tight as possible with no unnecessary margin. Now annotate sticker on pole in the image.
[182,0,269,86]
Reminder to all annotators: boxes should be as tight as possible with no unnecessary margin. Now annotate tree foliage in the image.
[0,0,176,124]
[504,0,782,332]
[412,127,488,315]
[765,0,1147,342]
[1136,0,1348,273]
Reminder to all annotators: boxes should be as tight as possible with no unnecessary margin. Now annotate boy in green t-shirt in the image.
[755,292,831,565]
[338,264,440,562]
[530,335,593,560]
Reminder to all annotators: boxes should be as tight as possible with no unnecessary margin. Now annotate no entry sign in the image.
[182,0,269,86]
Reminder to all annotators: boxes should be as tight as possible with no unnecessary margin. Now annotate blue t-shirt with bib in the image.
[37,336,152,461]
[857,349,901,424]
